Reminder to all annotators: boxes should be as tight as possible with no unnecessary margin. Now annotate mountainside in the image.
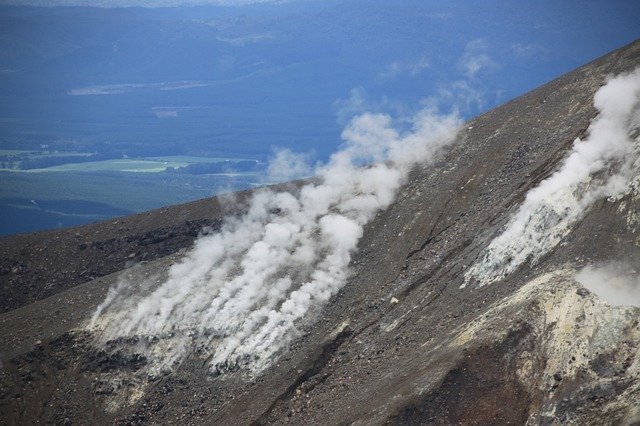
[1,40,640,425]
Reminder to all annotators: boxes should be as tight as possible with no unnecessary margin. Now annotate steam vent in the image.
[2,40,640,424]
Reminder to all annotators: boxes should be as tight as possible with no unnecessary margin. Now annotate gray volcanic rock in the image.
[1,40,640,425]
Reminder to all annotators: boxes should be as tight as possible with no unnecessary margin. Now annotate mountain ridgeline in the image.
[1,40,640,424]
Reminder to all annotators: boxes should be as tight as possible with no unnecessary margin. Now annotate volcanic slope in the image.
[2,40,640,425]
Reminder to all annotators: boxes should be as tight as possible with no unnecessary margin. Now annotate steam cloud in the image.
[576,261,640,307]
[90,107,461,375]
[264,148,314,183]
[464,67,640,287]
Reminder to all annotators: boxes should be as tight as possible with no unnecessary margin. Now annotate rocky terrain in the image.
[1,40,640,425]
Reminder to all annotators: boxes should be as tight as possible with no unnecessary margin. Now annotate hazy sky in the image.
[0,0,295,6]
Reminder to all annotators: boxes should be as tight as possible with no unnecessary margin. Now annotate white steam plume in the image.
[576,261,640,307]
[264,148,314,183]
[90,107,461,375]
[464,67,640,288]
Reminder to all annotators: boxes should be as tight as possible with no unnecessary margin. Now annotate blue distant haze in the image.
[0,0,638,235]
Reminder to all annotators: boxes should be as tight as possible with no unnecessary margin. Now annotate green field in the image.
[3,155,259,173]
[0,170,260,212]
[22,158,187,173]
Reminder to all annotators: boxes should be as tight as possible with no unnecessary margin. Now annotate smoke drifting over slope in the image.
[90,107,461,375]
[464,68,640,288]
[576,261,640,307]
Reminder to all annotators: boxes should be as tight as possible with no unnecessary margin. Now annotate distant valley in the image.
[0,150,263,235]
[1,0,639,235]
